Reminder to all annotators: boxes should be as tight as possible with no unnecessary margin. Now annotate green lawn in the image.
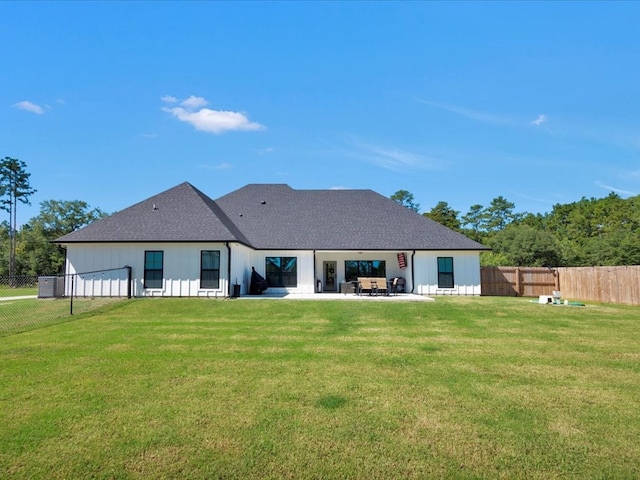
[1,297,638,479]
[0,285,37,297]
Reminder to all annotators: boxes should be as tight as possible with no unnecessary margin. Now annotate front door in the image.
[323,261,337,292]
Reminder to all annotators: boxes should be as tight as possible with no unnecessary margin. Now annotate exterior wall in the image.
[229,243,253,295]
[65,242,230,297]
[246,250,316,294]
[413,251,481,296]
[64,243,483,297]
[314,251,412,292]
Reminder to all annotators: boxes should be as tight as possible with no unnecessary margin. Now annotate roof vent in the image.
[152,204,158,211]
[260,200,266,205]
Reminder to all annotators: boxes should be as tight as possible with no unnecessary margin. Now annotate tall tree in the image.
[0,221,9,276]
[390,190,420,212]
[0,157,37,278]
[485,196,517,232]
[20,200,107,274]
[423,201,461,231]
[461,204,486,241]
[487,224,562,267]
[33,200,106,237]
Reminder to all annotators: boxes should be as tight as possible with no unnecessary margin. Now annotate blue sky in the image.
[2,1,640,227]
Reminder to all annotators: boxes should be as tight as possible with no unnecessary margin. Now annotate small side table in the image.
[340,282,356,295]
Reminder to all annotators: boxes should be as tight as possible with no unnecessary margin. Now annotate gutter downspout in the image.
[313,250,317,293]
[411,250,416,294]
[226,242,232,297]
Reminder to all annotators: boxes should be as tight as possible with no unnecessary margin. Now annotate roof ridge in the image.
[187,184,253,247]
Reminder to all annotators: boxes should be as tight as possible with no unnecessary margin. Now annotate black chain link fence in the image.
[0,268,131,337]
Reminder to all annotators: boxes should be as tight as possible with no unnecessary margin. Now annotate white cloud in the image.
[162,95,265,134]
[180,95,208,109]
[161,95,178,103]
[417,99,516,126]
[13,100,44,114]
[420,99,553,130]
[347,138,444,173]
[201,162,232,170]
[531,114,548,126]
[595,181,637,196]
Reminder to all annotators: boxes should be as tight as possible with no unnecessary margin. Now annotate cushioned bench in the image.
[357,277,388,296]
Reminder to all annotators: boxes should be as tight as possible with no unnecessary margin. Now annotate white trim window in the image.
[144,250,164,289]
[266,257,297,287]
[437,257,454,289]
[200,250,220,289]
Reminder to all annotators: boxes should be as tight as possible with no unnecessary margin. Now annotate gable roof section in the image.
[214,184,487,251]
[56,182,250,244]
[56,182,487,251]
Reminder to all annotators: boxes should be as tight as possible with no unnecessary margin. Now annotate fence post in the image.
[515,267,521,296]
[70,274,74,315]
[125,266,132,299]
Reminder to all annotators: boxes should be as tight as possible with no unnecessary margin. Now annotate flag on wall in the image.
[397,252,406,269]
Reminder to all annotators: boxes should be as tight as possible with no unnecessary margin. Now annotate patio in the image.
[238,292,435,301]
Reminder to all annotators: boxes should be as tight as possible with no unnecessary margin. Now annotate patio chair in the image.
[357,277,371,296]
[391,277,405,295]
[390,277,399,295]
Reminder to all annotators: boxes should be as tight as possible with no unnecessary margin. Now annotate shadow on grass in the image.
[317,395,348,410]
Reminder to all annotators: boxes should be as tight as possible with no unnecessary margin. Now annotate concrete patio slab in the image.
[237,293,435,301]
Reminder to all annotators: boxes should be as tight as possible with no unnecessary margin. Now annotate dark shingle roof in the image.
[55,182,249,244]
[56,182,487,251]
[214,184,487,250]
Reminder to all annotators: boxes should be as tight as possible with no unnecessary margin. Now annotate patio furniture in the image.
[356,277,389,296]
[390,277,405,295]
[340,282,357,295]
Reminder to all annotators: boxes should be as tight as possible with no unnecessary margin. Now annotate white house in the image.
[55,182,489,297]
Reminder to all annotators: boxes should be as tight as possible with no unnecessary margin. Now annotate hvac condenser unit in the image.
[38,276,65,298]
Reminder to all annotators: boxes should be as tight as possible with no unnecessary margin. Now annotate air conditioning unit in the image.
[38,276,65,298]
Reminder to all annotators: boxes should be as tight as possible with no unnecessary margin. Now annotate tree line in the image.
[1,157,639,276]
[391,189,640,267]
[0,156,105,276]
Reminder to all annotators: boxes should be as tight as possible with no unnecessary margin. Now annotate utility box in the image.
[38,276,65,298]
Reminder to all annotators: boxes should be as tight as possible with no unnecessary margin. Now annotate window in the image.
[265,257,297,287]
[200,250,220,289]
[144,251,164,289]
[437,257,454,289]
[344,260,386,282]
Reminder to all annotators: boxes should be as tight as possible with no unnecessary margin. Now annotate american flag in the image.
[397,252,406,269]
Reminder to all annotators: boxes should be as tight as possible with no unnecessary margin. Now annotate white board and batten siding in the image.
[64,244,482,297]
[247,250,317,295]
[228,243,253,296]
[413,251,482,296]
[65,243,230,297]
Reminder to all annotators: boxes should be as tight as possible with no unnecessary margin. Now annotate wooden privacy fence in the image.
[557,266,640,306]
[481,265,640,305]
[481,267,558,298]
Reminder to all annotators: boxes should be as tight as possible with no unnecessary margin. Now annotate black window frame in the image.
[344,260,386,282]
[144,250,164,289]
[200,250,221,289]
[437,257,454,289]
[265,257,297,288]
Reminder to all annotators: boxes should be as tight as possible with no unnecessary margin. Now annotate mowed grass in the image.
[0,297,124,336]
[0,286,37,297]
[0,297,638,479]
